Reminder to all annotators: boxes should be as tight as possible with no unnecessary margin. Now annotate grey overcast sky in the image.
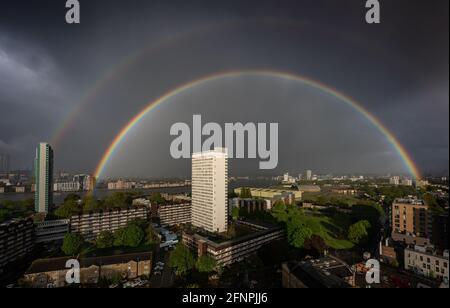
[0,0,448,178]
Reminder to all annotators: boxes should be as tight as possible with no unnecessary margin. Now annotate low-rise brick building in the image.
[0,217,35,275]
[23,252,152,288]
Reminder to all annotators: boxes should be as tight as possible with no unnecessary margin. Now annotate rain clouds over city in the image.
[0,0,448,178]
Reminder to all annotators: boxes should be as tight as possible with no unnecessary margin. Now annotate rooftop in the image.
[185,220,282,249]
[25,252,153,274]
[394,198,425,206]
[286,255,354,288]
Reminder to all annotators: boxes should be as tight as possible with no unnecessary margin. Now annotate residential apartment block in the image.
[35,219,70,244]
[404,245,449,281]
[157,202,191,226]
[191,148,228,233]
[70,206,148,241]
[183,221,284,266]
[391,198,431,245]
[0,217,35,274]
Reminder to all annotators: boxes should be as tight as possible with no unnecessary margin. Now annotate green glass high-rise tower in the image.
[34,143,54,213]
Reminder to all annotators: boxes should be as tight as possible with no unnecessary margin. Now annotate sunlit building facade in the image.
[191,148,228,233]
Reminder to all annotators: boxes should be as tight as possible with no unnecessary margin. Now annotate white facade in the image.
[107,180,135,190]
[54,174,94,192]
[54,181,81,192]
[306,170,312,181]
[402,179,413,186]
[405,245,449,281]
[390,176,400,185]
[191,148,228,233]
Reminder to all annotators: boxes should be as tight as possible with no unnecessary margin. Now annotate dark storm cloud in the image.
[0,0,448,176]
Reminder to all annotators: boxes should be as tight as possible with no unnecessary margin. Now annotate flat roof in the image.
[394,198,425,205]
[25,252,153,274]
[287,256,353,288]
[186,220,282,249]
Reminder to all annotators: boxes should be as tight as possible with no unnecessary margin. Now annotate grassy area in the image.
[302,192,364,208]
[301,211,355,250]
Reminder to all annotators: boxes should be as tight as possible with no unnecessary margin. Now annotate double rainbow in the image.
[92,70,421,180]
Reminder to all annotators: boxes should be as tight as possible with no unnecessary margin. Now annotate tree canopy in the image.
[231,207,240,221]
[145,224,160,246]
[196,255,217,273]
[149,192,167,205]
[239,187,252,198]
[348,220,371,245]
[113,222,145,247]
[0,199,34,223]
[55,199,80,219]
[62,233,85,256]
[169,243,195,276]
[96,231,114,249]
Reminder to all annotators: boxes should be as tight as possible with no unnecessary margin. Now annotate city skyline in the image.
[0,0,448,178]
[0,0,448,292]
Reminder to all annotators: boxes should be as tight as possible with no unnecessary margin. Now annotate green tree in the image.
[352,204,384,227]
[239,187,252,198]
[169,243,195,276]
[423,193,445,214]
[149,192,166,204]
[288,224,313,248]
[231,207,240,221]
[196,255,217,273]
[124,223,144,247]
[104,192,133,209]
[55,199,79,218]
[348,220,371,245]
[113,228,126,247]
[145,224,160,246]
[62,233,84,256]
[96,231,114,249]
[83,196,101,212]
[271,201,288,222]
